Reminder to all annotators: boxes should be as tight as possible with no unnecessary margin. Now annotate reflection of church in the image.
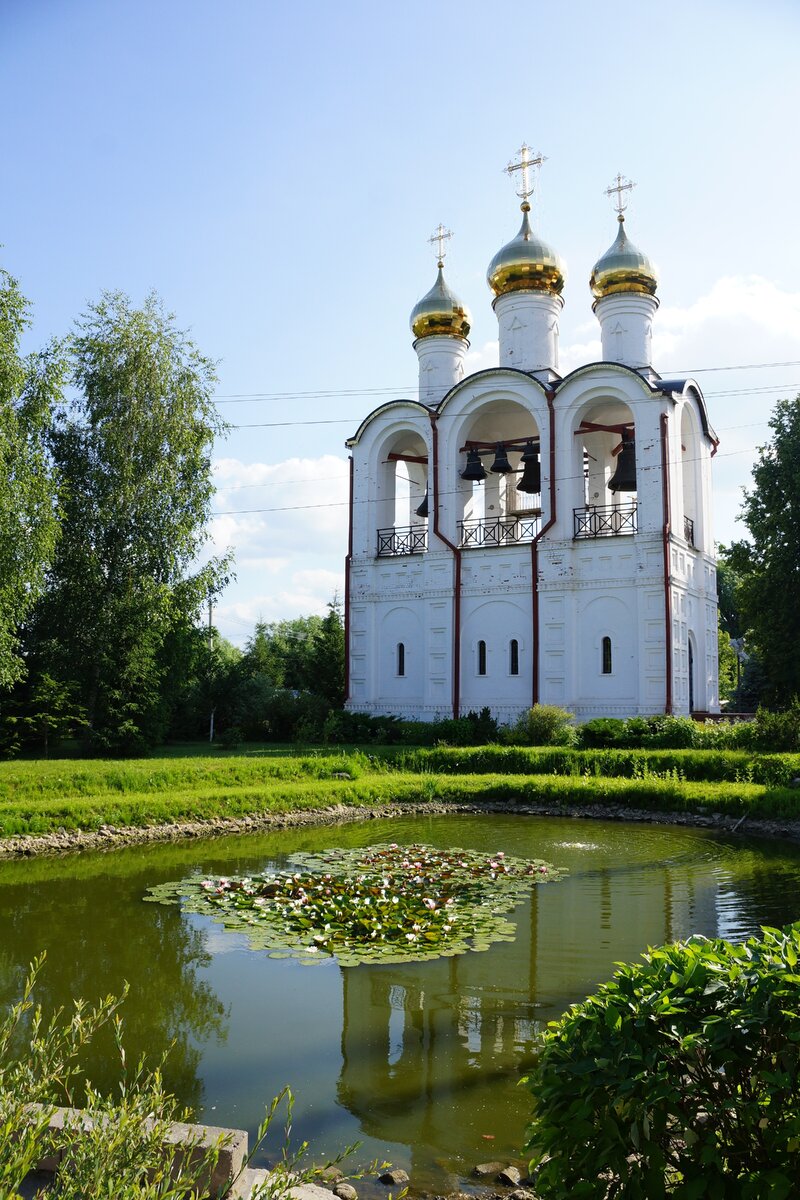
[345,150,720,723]
[336,854,721,1180]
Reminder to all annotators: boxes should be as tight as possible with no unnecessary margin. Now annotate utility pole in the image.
[208,597,216,744]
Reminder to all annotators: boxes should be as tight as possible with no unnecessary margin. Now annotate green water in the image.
[2,813,800,1191]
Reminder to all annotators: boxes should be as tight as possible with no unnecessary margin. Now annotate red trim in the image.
[531,392,558,706]
[343,456,354,704]
[660,414,673,715]
[430,415,461,719]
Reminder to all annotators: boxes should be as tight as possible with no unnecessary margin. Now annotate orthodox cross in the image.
[428,223,453,267]
[505,144,547,202]
[605,172,636,219]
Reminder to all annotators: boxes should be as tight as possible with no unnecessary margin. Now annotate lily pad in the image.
[144,843,565,967]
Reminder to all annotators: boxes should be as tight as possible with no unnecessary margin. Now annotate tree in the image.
[0,266,64,689]
[240,600,345,705]
[728,397,800,706]
[28,291,230,751]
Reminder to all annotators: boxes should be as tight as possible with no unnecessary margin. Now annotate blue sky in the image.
[4,0,800,644]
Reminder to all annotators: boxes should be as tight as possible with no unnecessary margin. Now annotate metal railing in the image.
[376,525,428,557]
[684,516,695,546]
[573,503,638,539]
[459,514,541,548]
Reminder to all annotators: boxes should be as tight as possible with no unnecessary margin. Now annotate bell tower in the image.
[487,145,565,383]
[410,225,470,406]
[590,174,659,370]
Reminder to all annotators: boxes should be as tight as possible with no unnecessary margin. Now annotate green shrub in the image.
[508,705,576,747]
[524,924,800,1197]
[578,717,628,747]
[734,703,800,752]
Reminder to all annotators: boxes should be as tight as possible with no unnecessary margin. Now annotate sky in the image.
[3,0,800,646]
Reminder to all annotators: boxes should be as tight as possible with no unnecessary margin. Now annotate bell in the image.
[490,443,513,474]
[461,449,487,482]
[415,487,429,518]
[608,430,637,493]
[516,441,541,494]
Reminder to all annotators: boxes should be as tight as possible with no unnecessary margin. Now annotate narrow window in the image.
[601,636,612,675]
[478,640,487,676]
[510,639,519,676]
[397,642,405,677]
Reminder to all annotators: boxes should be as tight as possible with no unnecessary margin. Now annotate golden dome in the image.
[487,203,565,298]
[590,216,658,300]
[410,265,471,341]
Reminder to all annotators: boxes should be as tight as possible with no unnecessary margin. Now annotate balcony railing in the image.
[574,503,638,539]
[459,514,541,548]
[684,515,695,546]
[376,525,428,557]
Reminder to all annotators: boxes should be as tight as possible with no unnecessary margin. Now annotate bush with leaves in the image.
[523,924,800,1198]
[1,959,356,1199]
[506,704,576,747]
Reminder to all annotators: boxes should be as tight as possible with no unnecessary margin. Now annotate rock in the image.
[472,1162,506,1179]
[496,1166,522,1187]
[317,1167,344,1183]
[378,1170,409,1186]
[334,1184,358,1200]
[508,1190,537,1200]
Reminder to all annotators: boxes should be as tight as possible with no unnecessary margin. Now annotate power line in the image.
[211,443,761,519]
[211,361,800,406]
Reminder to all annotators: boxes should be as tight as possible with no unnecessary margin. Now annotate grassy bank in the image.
[1,749,800,838]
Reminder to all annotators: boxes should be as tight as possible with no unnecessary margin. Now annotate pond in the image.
[2,813,800,1192]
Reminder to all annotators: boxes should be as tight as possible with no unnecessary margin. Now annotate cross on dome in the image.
[505,144,547,204]
[428,223,453,268]
[605,172,636,221]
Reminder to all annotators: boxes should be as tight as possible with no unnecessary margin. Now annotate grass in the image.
[1,748,799,839]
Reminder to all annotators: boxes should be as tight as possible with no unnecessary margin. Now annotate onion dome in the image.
[487,203,565,298]
[590,216,658,299]
[410,264,471,340]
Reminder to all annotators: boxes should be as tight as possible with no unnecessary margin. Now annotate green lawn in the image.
[0,746,798,839]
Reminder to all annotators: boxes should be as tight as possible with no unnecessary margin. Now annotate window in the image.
[510,639,519,675]
[477,640,487,676]
[397,642,405,677]
[601,636,612,675]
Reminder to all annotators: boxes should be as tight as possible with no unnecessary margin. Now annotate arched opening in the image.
[456,398,542,549]
[601,636,612,675]
[688,639,695,713]
[477,640,487,676]
[397,643,405,677]
[573,398,637,539]
[375,428,429,557]
[680,403,701,550]
[509,639,519,676]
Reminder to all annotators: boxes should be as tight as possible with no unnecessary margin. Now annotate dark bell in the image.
[608,430,637,493]
[490,443,513,474]
[516,441,541,494]
[461,449,487,482]
[415,488,429,518]
[517,458,541,494]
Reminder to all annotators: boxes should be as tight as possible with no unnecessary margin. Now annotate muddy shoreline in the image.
[3,799,800,859]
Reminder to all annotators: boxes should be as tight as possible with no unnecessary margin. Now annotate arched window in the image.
[601,636,612,675]
[397,642,405,677]
[509,639,519,676]
[477,640,487,676]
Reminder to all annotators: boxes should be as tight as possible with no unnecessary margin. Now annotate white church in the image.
[344,149,720,725]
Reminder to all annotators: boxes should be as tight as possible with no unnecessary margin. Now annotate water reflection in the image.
[0,816,799,1189]
[0,851,229,1110]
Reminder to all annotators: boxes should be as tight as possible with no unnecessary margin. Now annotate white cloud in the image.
[464,339,499,374]
[208,454,349,642]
